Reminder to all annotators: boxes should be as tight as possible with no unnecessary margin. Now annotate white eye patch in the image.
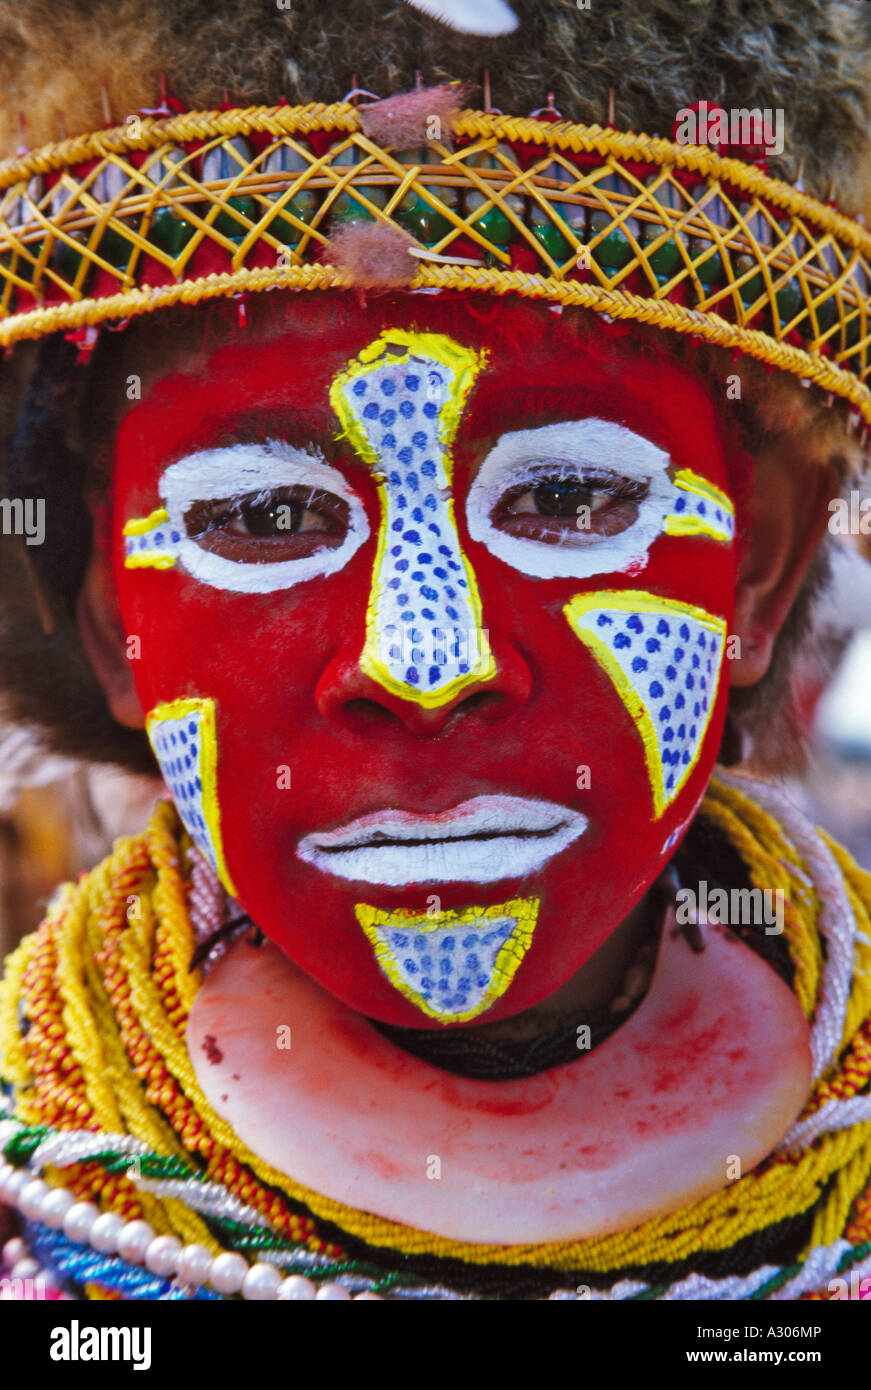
[466,418,676,580]
[149,442,370,594]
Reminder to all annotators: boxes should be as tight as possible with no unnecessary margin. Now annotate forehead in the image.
[112,292,730,482]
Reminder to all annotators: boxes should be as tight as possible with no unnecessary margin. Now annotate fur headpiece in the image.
[1,1,870,206]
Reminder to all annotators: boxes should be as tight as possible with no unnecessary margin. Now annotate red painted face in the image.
[113,294,741,1026]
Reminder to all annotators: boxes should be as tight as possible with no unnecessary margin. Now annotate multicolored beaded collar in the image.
[2,773,871,1300]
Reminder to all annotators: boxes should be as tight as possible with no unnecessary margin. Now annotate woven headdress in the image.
[2,99,870,426]
[1,0,870,428]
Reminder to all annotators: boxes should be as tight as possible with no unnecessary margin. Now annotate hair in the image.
[0,0,871,206]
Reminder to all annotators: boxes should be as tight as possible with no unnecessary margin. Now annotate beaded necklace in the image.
[2,772,871,1301]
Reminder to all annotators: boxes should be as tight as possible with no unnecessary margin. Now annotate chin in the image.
[225,802,684,1029]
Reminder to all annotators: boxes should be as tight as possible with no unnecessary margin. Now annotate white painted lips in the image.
[296,794,588,887]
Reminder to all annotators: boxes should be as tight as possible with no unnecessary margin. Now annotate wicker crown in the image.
[1,102,870,424]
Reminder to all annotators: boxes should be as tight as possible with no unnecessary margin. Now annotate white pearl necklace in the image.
[4,1124,871,1301]
[0,1160,378,1301]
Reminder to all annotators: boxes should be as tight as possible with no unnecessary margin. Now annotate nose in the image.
[316,634,532,735]
[320,328,534,733]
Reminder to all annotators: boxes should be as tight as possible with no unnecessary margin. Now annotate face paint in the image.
[113,294,741,1027]
[467,422,735,579]
[354,896,538,1022]
[563,592,727,816]
[297,795,588,886]
[466,418,677,579]
[126,443,370,593]
[329,331,495,705]
[122,507,177,569]
[146,697,237,894]
[666,469,736,542]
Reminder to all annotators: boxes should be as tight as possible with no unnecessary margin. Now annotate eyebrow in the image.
[164,407,364,470]
[461,379,696,455]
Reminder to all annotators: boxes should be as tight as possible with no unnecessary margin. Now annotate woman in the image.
[1,0,870,1300]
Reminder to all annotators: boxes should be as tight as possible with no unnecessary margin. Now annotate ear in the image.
[76,548,146,728]
[729,443,840,688]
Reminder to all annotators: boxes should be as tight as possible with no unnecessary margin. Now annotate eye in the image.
[466,419,675,581]
[184,485,350,563]
[492,465,647,545]
[157,443,370,595]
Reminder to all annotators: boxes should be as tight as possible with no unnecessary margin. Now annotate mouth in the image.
[296,794,588,887]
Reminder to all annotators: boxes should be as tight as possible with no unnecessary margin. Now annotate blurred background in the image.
[783,533,871,869]
[0,741,161,960]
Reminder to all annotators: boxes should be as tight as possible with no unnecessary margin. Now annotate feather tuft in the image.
[323,222,417,289]
[359,82,466,150]
[402,0,518,36]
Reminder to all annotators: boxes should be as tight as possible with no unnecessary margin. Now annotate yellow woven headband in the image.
[1,101,869,424]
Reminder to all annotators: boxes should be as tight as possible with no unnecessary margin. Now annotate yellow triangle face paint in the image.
[564,591,727,818]
[354,896,539,1023]
[146,696,238,896]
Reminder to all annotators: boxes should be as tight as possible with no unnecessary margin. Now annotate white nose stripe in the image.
[331,332,496,706]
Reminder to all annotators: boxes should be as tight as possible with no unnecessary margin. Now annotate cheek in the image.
[117,563,357,715]
[468,522,737,834]
[114,537,370,894]
[564,590,726,817]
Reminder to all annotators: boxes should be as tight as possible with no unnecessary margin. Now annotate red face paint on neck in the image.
[113,294,740,1026]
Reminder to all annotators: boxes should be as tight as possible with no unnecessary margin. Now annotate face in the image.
[112,294,740,1027]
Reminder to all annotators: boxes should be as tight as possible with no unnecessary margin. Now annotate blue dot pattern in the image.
[374,914,519,1020]
[336,352,490,700]
[123,514,181,569]
[567,596,726,812]
[148,707,220,875]
[666,475,735,543]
